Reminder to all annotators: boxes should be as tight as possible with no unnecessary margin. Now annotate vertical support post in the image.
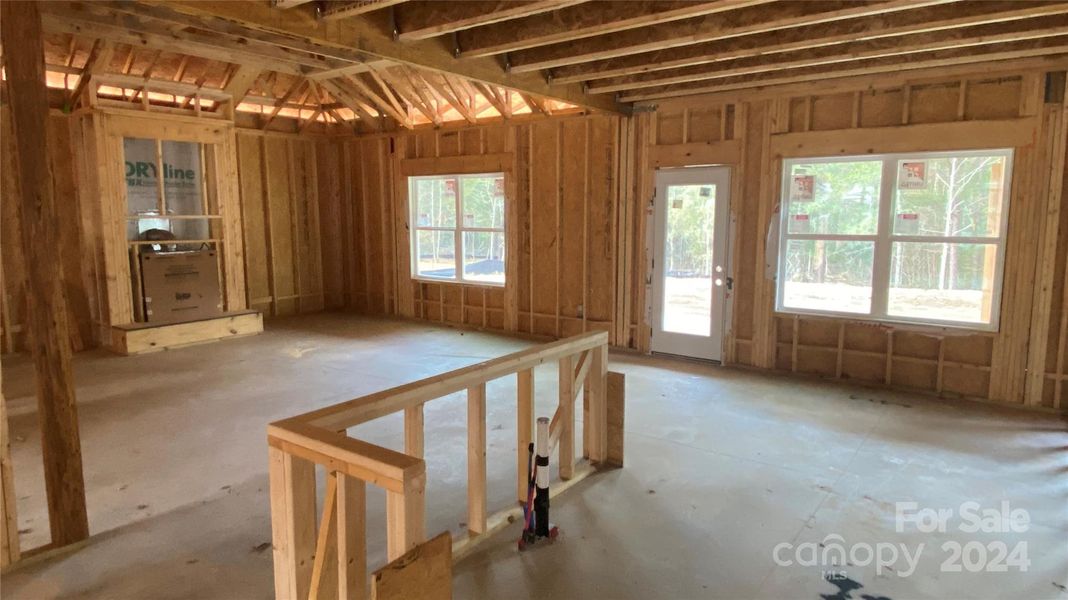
[588,344,609,463]
[385,468,426,561]
[336,473,366,600]
[1,0,89,547]
[1,380,20,566]
[268,446,317,600]
[467,383,487,535]
[516,368,533,504]
[558,355,575,480]
[606,371,626,468]
[404,404,424,458]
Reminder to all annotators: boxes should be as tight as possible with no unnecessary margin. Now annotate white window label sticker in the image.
[898,160,928,190]
[791,214,811,233]
[896,212,920,234]
[791,174,814,202]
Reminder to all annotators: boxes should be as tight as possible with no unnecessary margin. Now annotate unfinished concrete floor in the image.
[2,313,1066,599]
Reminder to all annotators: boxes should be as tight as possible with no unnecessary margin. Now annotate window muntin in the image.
[777,150,1012,330]
[123,137,217,247]
[409,173,505,286]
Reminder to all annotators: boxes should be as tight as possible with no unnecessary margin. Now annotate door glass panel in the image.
[662,184,715,336]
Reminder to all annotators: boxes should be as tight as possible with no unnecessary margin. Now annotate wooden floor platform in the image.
[109,310,263,355]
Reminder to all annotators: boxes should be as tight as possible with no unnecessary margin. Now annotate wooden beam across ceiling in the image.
[641,53,1068,109]
[620,35,1068,102]
[550,0,1068,84]
[149,0,627,114]
[39,2,351,75]
[319,0,409,21]
[503,0,951,73]
[394,0,586,41]
[455,0,774,58]
[587,14,1068,94]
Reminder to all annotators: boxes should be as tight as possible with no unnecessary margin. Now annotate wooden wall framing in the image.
[635,66,1068,411]
[68,108,248,341]
[3,63,1066,414]
[235,130,328,317]
[0,109,94,354]
[326,114,626,345]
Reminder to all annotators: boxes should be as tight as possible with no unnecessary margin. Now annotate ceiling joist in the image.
[504,0,951,73]
[320,0,409,21]
[35,0,1068,124]
[587,14,1068,95]
[395,0,585,42]
[162,0,626,113]
[549,0,1068,84]
[621,36,1068,102]
[455,0,773,58]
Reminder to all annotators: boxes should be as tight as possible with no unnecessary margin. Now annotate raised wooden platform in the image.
[109,310,263,355]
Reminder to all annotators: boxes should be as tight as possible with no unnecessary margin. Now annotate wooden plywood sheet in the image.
[371,531,452,600]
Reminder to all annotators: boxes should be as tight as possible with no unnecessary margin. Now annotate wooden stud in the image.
[516,368,533,504]
[385,471,426,561]
[835,323,845,378]
[936,337,946,394]
[268,447,317,600]
[901,84,912,125]
[957,79,969,120]
[336,473,367,600]
[587,344,608,463]
[467,383,487,535]
[404,404,424,459]
[287,140,303,314]
[606,371,625,468]
[885,330,894,386]
[558,355,575,479]
[791,315,799,372]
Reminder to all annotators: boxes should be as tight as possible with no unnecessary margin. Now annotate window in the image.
[409,173,506,285]
[777,149,1012,330]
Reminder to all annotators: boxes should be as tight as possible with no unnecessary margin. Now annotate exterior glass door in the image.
[651,167,731,361]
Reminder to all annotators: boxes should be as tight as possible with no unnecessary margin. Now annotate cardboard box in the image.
[139,250,222,323]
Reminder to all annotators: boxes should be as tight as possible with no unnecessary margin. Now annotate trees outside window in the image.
[410,173,506,285]
[777,150,1012,329]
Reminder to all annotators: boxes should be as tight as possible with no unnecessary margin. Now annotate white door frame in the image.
[650,166,732,361]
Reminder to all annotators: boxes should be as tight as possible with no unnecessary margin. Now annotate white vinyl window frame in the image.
[775,149,1013,332]
[408,172,506,287]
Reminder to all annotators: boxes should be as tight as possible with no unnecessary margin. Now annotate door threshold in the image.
[651,351,721,366]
